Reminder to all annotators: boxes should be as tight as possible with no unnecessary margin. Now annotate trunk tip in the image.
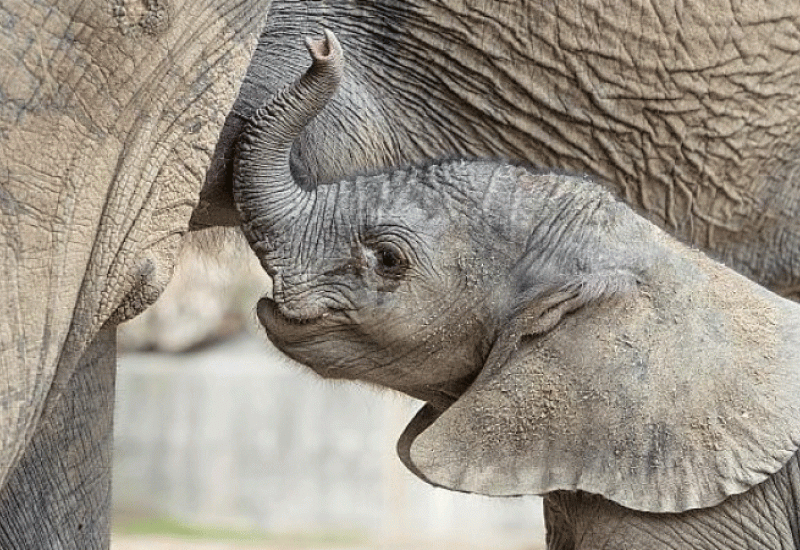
[304,28,343,66]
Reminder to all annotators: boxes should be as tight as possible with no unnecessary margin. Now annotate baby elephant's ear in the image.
[398,245,800,513]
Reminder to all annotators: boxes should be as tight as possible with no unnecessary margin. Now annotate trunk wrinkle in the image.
[233,29,345,256]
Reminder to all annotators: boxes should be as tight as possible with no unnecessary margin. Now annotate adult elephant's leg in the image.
[0,327,115,549]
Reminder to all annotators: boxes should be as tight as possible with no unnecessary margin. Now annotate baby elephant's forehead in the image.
[372,190,450,231]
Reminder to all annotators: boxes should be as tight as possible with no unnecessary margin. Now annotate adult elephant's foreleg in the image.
[0,327,116,549]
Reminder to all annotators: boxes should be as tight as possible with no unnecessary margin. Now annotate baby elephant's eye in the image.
[373,243,407,279]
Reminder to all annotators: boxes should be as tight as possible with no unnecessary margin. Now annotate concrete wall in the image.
[113,335,545,548]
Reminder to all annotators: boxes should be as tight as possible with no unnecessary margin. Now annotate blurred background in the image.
[112,232,546,550]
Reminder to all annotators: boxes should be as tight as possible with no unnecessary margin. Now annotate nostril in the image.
[306,37,331,58]
[304,29,342,64]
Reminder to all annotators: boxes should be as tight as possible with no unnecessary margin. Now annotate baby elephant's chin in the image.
[256,297,362,380]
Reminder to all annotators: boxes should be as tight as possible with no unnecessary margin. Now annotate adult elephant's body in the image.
[0,0,271,546]
[199,0,800,298]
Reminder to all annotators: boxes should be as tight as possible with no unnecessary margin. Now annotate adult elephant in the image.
[0,0,272,547]
[196,0,800,301]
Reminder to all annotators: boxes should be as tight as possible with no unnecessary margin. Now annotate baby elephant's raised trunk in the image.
[233,30,344,265]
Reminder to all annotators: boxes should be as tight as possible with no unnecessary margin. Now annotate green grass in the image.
[113,513,367,547]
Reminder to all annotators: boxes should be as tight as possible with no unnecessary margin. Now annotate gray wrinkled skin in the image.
[234,31,800,550]
[202,0,800,302]
[544,463,800,550]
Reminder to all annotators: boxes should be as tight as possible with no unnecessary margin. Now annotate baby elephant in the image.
[233,31,800,549]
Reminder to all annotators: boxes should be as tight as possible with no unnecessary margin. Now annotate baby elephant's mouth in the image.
[256,297,350,336]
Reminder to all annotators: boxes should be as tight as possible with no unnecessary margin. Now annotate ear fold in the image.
[493,269,641,370]
[398,245,800,513]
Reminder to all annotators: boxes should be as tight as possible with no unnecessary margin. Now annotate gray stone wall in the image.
[113,335,544,547]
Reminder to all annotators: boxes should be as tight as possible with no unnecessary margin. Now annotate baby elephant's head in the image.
[231,29,566,403]
[256,159,527,404]
[235,30,800,521]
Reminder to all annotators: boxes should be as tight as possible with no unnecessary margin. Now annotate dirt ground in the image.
[112,538,358,550]
[112,536,545,550]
